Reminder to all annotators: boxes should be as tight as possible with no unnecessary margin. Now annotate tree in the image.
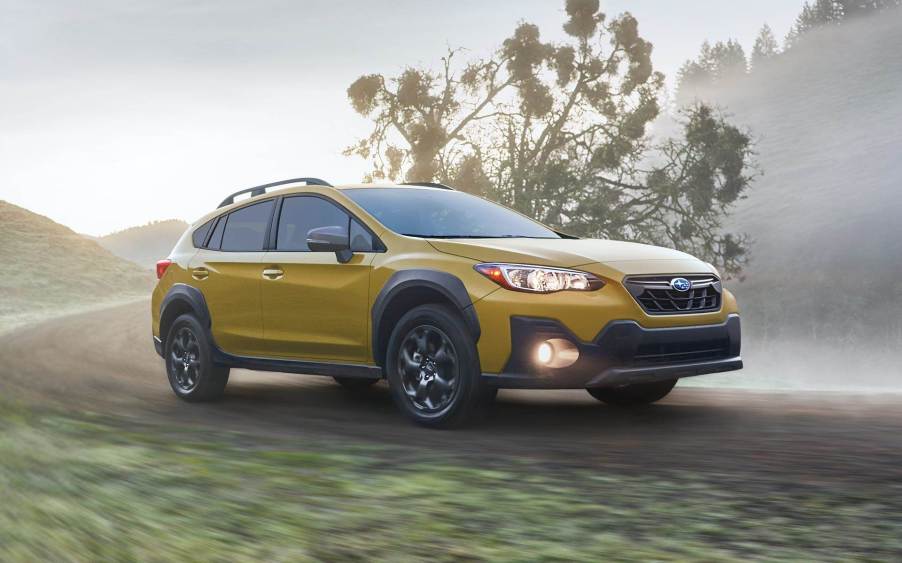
[675,39,747,105]
[750,24,779,70]
[837,0,901,17]
[346,0,756,275]
[675,41,713,106]
[713,40,749,81]
[786,0,841,48]
[784,0,900,49]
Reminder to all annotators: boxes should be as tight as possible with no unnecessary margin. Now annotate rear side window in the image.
[276,196,349,251]
[220,200,275,252]
[207,216,226,250]
[192,219,214,248]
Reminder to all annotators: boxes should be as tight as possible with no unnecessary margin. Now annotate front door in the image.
[189,199,275,357]
[261,195,376,362]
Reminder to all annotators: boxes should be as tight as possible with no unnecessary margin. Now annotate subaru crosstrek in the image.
[152,178,742,427]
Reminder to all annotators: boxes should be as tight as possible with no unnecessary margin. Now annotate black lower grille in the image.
[624,275,722,315]
[633,337,731,365]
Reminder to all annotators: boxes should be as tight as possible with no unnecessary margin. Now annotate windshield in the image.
[343,188,561,239]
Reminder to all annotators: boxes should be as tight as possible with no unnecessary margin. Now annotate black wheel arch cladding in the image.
[371,269,481,366]
[160,284,212,346]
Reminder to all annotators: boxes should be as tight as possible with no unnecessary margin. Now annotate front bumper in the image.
[482,314,742,389]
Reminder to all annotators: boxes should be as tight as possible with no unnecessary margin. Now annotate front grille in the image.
[623,275,722,315]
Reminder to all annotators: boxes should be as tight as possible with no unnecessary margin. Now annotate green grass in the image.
[1,402,900,562]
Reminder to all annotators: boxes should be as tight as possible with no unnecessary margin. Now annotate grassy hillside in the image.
[97,219,188,270]
[0,201,151,328]
[677,10,902,388]
[679,12,902,333]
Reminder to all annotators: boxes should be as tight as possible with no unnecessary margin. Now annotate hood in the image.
[427,238,715,278]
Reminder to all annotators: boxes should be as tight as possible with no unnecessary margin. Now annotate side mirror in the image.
[307,226,353,263]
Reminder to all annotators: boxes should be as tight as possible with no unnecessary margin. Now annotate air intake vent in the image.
[623,275,722,315]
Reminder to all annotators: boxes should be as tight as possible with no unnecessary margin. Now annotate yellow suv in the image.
[152,178,741,427]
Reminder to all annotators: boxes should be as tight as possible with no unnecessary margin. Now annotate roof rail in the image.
[401,182,454,190]
[218,177,333,208]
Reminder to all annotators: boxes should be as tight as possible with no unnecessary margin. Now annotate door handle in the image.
[262,268,284,280]
[191,267,209,280]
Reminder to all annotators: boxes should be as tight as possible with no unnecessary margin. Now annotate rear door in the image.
[189,199,275,357]
[260,195,376,362]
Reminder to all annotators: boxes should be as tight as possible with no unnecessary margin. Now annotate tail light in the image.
[156,259,173,280]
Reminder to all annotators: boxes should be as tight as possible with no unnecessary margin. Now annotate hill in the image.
[97,220,188,270]
[676,9,902,388]
[0,200,152,328]
[676,11,902,337]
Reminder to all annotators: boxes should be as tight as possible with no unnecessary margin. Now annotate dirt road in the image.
[3,300,901,485]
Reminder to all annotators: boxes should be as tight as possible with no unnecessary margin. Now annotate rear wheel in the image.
[386,304,489,428]
[165,314,230,402]
[587,378,677,406]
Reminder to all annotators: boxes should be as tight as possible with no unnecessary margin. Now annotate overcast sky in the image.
[0,0,800,235]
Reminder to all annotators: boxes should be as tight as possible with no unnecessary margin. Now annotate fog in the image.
[0,0,798,235]
[682,9,902,390]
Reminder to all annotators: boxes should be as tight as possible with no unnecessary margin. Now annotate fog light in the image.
[537,342,554,364]
[535,339,579,368]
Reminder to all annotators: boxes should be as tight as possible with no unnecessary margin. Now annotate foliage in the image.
[678,0,900,102]
[675,40,748,106]
[786,0,901,47]
[750,24,780,70]
[345,0,755,275]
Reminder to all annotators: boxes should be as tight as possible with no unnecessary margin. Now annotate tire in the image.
[333,376,380,390]
[164,313,230,402]
[386,304,489,428]
[587,378,677,406]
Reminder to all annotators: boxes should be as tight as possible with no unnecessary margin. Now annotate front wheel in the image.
[587,378,677,406]
[386,304,489,428]
[165,313,230,402]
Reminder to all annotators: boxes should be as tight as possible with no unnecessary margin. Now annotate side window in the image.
[207,216,226,250]
[220,200,275,252]
[192,219,214,248]
[350,219,375,252]
[277,196,349,251]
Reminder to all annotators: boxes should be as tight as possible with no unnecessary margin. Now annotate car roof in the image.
[262,182,449,199]
[203,182,450,221]
[333,182,452,190]
[257,182,453,200]
[333,182,402,190]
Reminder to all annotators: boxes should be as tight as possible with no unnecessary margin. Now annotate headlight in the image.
[474,263,605,293]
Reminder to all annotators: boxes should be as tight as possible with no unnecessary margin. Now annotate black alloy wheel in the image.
[169,326,201,393]
[386,304,491,427]
[397,325,460,414]
[164,313,230,402]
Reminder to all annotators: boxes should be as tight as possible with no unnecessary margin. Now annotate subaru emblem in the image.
[670,277,691,292]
